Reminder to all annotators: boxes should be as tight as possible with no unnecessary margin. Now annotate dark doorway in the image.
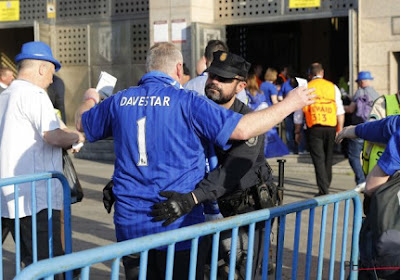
[0,27,34,68]
[226,17,349,84]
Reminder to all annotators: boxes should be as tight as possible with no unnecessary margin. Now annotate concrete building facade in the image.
[0,0,399,124]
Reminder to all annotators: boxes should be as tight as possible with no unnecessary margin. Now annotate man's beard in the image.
[205,84,235,105]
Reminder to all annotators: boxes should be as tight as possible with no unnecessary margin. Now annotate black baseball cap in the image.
[207,51,251,80]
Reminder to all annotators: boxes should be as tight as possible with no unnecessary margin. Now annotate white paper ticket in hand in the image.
[72,142,84,150]
[295,77,308,88]
[96,71,117,98]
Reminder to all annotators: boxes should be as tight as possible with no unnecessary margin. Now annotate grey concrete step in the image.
[267,154,353,175]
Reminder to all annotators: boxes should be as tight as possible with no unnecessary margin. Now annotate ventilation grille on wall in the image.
[58,0,108,18]
[132,22,149,64]
[113,0,149,16]
[217,0,357,21]
[286,0,355,14]
[56,27,88,65]
[57,0,149,18]
[20,0,46,21]
[217,0,280,19]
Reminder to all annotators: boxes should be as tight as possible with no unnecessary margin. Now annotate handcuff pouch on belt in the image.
[217,177,277,218]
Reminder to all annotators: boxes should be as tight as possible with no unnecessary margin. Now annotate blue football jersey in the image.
[82,71,242,249]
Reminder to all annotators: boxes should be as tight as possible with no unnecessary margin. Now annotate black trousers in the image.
[123,236,211,280]
[306,126,336,195]
[2,209,64,267]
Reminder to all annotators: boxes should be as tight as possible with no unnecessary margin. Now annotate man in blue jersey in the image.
[153,50,277,278]
[75,42,315,279]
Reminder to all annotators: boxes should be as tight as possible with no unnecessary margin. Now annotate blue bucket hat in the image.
[356,71,373,82]
[15,41,61,72]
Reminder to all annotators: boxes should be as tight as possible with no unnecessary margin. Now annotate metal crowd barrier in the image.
[15,189,362,280]
[0,172,72,280]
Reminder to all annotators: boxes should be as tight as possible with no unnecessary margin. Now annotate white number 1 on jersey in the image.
[137,117,148,166]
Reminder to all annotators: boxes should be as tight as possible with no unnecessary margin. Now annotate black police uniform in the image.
[192,98,277,279]
[192,99,275,209]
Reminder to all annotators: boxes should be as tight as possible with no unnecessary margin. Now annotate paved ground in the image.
[3,155,359,279]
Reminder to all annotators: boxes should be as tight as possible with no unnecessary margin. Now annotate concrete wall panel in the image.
[361,65,389,95]
[57,66,90,125]
[361,18,392,43]
[361,0,400,18]
[359,0,400,95]
[89,21,131,66]
[191,0,214,23]
[360,43,390,66]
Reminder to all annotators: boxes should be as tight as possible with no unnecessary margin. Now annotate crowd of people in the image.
[1,38,397,279]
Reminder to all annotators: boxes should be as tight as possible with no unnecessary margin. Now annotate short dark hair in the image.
[308,63,324,77]
[204,40,228,65]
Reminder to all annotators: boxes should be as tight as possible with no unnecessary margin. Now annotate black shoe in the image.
[314,192,329,197]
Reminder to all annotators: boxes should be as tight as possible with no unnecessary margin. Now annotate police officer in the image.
[151,51,277,279]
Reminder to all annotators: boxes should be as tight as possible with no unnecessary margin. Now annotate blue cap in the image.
[15,41,61,72]
[356,71,373,82]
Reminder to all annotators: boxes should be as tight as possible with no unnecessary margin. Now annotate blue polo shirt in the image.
[260,81,278,106]
[82,71,242,250]
[184,72,208,96]
[279,80,294,99]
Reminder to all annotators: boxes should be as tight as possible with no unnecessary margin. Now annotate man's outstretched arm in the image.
[231,86,315,140]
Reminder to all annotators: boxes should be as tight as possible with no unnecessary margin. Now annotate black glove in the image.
[103,180,115,214]
[151,191,196,226]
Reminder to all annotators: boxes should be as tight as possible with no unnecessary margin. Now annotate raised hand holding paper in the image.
[95,71,117,98]
[295,77,308,88]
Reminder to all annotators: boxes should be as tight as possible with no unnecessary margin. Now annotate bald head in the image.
[17,59,55,90]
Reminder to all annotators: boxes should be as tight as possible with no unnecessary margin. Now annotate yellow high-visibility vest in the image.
[362,94,400,175]
[304,78,337,128]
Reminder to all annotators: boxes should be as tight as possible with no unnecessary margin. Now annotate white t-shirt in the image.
[0,80,62,218]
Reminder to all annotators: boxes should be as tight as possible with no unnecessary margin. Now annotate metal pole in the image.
[348,8,355,97]
[277,159,286,206]
[275,159,286,277]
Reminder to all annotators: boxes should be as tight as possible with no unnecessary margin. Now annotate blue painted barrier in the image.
[15,191,362,280]
[15,189,362,280]
[0,172,72,280]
